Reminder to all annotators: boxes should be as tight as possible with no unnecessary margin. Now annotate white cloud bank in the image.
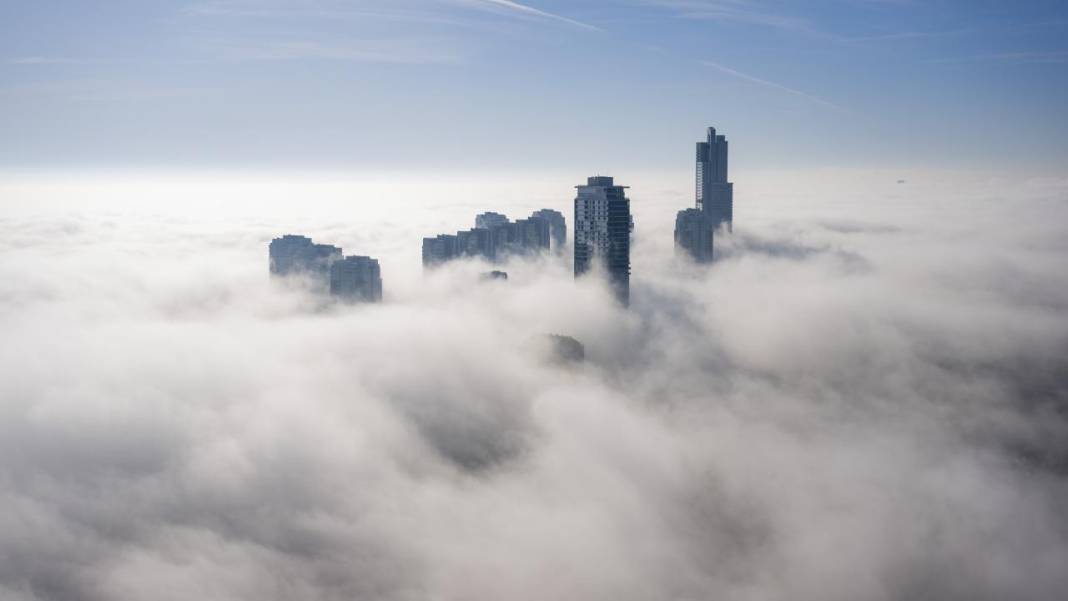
[0,169,1067,600]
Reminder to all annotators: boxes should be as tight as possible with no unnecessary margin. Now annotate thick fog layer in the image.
[1,169,1067,600]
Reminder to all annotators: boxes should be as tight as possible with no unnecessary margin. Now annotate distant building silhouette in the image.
[270,234,381,302]
[457,227,493,258]
[530,208,567,253]
[269,235,342,285]
[675,208,716,263]
[422,234,459,266]
[423,210,562,267]
[511,215,551,254]
[475,212,509,230]
[330,256,382,302]
[480,270,508,281]
[696,126,734,232]
[574,176,632,306]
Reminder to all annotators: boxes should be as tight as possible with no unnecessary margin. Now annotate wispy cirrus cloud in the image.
[186,0,599,31]
[184,0,474,27]
[928,50,1068,65]
[462,0,601,31]
[639,0,814,33]
[217,39,461,64]
[177,0,596,67]
[639,0,981,46]
[6,57,95,65]
[843,28,973,43]
[700,59,840,109]
[4,56,199,69]
[181,1,469,65]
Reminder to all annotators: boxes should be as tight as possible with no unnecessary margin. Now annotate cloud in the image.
[641,0,813,32]
[843,28,972,43]
[174,0,595,69]
[700,59,840,109]
[185,0,599,30]
[928,50,1068,65]
[5,57,101,65]
[0,170,1067,600]
[466,0,601,31]
[217,39,461,64]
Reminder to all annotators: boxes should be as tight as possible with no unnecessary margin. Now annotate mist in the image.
[1,168,1067,601]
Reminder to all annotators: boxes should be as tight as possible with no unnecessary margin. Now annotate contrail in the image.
[700,59,840,109]
[477,0,602,31]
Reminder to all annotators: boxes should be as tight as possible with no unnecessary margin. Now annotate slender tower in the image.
[696,126,734,232]
[574,176,632,306]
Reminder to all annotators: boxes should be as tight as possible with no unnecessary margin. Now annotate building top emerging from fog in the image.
[269,235,342,280]
[475,212,509,230]
[330,256,382,302]
[423,209,567,267]
[675,208,716,263]
[269,234,382,303]
[530,208,567,253]
[574,176,632,306]
[697,126,734,232]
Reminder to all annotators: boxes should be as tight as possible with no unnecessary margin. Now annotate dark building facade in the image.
[269,235,342,284]
[330,256,383,302]
[696,126,734,232]
[511,215,551,254]
[422,234,459,266]
[457,227,493,258]
[475,212,509,230]
[574,176,632,306]
[675,208,716,263]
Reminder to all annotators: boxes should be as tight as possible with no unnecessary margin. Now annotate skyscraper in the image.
[330,256,383,302]
[674,208,715,263]
[696,126,734,232]
[574,176,632,306]
[530,208,567,253]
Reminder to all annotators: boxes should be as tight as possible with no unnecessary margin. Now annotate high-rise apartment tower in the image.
[269,234,342,286]
[330,256,383,302]
[574,176,632,306]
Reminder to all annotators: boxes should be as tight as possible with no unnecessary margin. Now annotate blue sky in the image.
[2,0,1066,171]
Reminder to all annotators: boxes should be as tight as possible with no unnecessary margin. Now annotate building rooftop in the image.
[577,176,628,189]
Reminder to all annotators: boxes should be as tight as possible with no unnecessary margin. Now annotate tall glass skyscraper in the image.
[696,126,734,232]
[574,176,632,306]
